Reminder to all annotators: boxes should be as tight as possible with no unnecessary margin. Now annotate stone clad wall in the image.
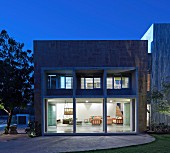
[152,24,170,89]
[151,24,170,123]
[34,40,148,132]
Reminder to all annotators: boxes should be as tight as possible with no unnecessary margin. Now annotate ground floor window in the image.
[45,98,136,134]
[107,98,135,132]
[47,98,73,133]
[76,98,103,133]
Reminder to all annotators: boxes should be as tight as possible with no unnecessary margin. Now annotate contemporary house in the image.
[141,23,170,125]
[34,40,148,135]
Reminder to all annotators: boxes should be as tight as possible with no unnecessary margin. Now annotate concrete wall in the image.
[141,24,153,53]
[34,40,148,132]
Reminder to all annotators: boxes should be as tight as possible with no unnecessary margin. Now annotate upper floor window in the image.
[81,77,101,89]
[114,77,121,89]
[107,76,130,89]
[122,77,129,88]
[107,77,113,89]
[48,75,73,89]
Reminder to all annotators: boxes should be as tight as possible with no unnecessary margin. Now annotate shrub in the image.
[26,121,42,137]
[151,123,170,134]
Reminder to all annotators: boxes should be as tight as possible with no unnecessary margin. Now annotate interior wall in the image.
[107,103,116,117]
[54,101,131,122]
[76,103,103,120]
[56,103,73,120]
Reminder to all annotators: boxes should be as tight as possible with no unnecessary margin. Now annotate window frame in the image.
[47,74,73,89]
[80,77,101,89]
[107,74,130,89]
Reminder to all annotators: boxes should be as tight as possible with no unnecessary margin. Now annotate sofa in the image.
[89,116,102,125]
[107,117,113,125]
[113,117,123,124]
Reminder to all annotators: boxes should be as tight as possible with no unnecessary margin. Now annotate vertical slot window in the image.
[114,77,121,89]
[81,78,85,89]
[107,77,113,89]
[94,78,101,88]
[60,76,65,88]
[66,77,72,89]
[122,77,129,88]
[85,78,93,89]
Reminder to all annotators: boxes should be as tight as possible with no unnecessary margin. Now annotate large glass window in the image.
[48,75,73,89]
[107,98,135,133]
[76,98,103,133]
[47,98,73,133]
[81,77,101,89]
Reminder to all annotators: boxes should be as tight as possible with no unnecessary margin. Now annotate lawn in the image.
[81,134,170,153]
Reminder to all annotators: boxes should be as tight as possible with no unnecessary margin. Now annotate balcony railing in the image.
[107,89,132,95]
[76,89,103,95]
[47,89,73,96]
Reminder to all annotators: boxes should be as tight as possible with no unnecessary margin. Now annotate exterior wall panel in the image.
[34,40,148,133]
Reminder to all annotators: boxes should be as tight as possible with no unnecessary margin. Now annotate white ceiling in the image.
[47,98,131,103]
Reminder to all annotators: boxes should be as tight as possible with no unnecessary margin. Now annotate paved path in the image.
[0,133,155,153]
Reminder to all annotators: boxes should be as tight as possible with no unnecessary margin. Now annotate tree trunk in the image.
[6,109,13,131]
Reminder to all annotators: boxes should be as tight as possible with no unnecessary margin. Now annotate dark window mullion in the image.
[121,74,122,89]
[65,76,66,89]
[50,76,51,89]
[112,75,114,89]
[93,77,94,89]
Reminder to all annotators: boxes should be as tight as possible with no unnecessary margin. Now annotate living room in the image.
[47,98,134,133]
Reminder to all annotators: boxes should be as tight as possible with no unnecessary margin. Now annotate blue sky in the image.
[0,0,170,50]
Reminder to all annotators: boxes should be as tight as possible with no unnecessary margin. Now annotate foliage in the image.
[26,121,42,137]
[4,126,9,134]
[150,123,170,134]
[0,30,34,132]
[151,79,170,114]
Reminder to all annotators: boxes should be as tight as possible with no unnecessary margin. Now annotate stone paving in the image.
[0,132,155,153]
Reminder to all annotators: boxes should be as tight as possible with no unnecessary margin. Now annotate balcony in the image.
[47,89,73,96]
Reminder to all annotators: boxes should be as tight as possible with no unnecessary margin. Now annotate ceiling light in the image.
[85,100,88,103]
[110,100,112,103]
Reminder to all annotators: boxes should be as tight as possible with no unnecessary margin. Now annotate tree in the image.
[151,78,170,114]
[0,30,33,133]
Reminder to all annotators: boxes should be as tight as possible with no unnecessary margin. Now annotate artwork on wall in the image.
[64,108,73,115]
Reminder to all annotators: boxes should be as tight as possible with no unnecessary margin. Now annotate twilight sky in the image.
[0,0,170,50]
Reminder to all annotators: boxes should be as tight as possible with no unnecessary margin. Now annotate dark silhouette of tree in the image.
[0,30,33,133]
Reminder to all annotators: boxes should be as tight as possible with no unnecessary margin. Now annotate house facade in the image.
[34,40,148,135]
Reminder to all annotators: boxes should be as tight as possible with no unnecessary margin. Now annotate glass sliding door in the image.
[48,104,56,126]
[76,98,104,133]
[47,98,73,133]
[107,98,135,133]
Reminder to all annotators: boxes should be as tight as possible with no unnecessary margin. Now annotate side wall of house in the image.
[151,24,170,123]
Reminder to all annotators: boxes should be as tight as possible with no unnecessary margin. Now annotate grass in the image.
[80,134,170,153]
